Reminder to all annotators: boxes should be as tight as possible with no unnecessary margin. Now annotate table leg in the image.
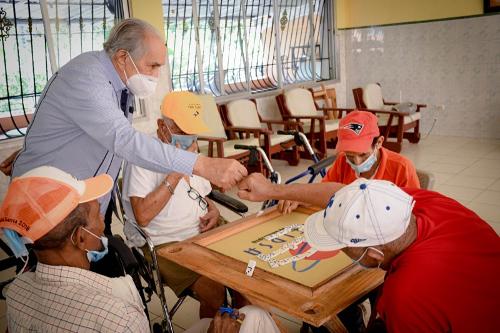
[323,316,348,333]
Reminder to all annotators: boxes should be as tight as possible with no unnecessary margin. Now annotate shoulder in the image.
[383,148,415,169]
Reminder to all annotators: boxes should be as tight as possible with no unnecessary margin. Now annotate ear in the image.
[367,247,384,262]
[72,227,87,251]
[114,49,128,68]
[376,135,384,148]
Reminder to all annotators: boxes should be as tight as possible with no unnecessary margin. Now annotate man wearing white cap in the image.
[238,174,500,333]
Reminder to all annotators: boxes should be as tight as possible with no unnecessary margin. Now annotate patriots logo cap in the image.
[342,122,364,135]
[336,111,380,153]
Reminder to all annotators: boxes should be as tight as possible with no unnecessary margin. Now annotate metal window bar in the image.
[0,0,125,141]
[162,0,335,95]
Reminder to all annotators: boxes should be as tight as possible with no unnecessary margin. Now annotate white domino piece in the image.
[245,260,257,277]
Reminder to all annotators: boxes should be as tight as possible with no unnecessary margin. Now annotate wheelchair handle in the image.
[234,144,276,176]
[308,155,336,176]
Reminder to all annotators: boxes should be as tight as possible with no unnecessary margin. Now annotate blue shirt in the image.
[12,51,197,214]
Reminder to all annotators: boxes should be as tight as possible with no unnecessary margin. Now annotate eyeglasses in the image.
[187,186,208,210]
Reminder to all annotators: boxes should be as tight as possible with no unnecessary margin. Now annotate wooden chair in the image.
[352,83,426,153]
[276,87,350,158]
[220,99,300,165]
[196,95,264,174]
[416,169,435,190]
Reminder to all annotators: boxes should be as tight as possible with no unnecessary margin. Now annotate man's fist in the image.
[237,173,276,202]
[194,155,247,191]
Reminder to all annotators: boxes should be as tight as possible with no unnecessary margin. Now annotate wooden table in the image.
[157,206,385,331]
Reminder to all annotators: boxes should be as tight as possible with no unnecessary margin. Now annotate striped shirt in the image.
[12,50,197,214]
[5,263,150,332]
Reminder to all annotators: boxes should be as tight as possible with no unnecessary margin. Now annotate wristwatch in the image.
[162,178,175,194]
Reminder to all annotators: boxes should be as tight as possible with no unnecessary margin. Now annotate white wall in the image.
[342,15,500,138]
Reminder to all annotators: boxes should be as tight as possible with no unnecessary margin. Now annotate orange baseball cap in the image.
[336,111,380,153]
[161,91,209,134]
[0,166,113,242]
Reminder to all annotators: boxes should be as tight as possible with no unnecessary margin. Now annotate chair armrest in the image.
[358,108,410,116]
[208,190,248,214]
[197,136,227,143]
[260,119,303,126]
[226,126,271,134]
[383,101,398,105]
[316,107,355,112]
[284,115,327,121]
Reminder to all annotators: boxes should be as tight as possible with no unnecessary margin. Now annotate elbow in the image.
[134,213,151,227]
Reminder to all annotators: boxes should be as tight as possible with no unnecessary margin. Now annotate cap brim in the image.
[176,120,210,134]
[336,136,373,153]
[304,210,345,251]
[80,174,113,203]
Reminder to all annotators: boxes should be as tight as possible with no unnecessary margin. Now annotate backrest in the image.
[284,88,317,116]
[416,169,435,190]
[352,87,366,108]
[226,99,262,128]
[256,95,285,131]
[198,94,227,139]
[362,83,384,109]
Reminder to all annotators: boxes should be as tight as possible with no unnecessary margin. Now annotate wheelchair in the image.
[112,179,248,333]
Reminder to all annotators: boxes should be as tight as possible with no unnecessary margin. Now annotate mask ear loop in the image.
[163,121,174,144]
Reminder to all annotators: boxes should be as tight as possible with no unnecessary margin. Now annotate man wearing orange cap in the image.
[0,166,150,332]
[278,111,419,214]
[122,114,226,319]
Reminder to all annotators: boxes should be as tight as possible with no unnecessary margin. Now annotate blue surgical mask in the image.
[347,150,377,175]
[352,247,384,269]
[0,228,29,258]
[171,134,197,150]
[81,227,108,263]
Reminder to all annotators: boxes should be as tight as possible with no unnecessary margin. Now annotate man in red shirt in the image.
[238,175,500,333]
[279,111,419,214]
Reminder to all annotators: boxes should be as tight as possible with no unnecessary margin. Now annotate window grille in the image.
[163,0,335,96]
[0,0,125,141]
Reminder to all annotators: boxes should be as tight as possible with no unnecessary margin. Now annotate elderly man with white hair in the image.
[11,18,246,229]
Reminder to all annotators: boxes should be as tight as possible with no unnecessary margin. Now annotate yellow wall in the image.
[129,0,165,38]
[336,0,484,29]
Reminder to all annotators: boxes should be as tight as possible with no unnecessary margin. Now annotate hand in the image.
[199,200,220,232]
[157,119,171,144]
[278,200,300,214]
[207,311,245,333]
[186,140,198,153]
[193,155,247,191]
[237,173,276,202]
[0,149,20,176]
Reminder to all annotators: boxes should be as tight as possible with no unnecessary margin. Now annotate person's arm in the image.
[206,311,243,333]
[60,65,246,190]
[130,172,184,227]
[238,173,344,208]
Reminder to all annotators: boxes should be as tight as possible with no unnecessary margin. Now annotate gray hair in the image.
[33,204,89,250]
[103,18,162,60]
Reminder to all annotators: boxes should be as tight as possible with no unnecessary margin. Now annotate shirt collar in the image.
[35,262,112,294]
[98,50,127,93]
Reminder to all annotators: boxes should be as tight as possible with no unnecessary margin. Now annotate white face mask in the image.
[124,52,158,99]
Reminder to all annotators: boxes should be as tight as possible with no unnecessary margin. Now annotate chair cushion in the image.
[363,84,385,109]
[226,100,262,128]
[198,137,260,158]
[269,134,295,146]
[301,119,339,133]
[284,88,317,116]
[377,112,421,126]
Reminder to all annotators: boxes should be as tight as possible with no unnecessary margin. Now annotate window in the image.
[0,0,125,141]
[163,0,336,97]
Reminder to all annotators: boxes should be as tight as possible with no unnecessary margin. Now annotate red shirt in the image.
[377,188,500,333]
[322,147,420,188]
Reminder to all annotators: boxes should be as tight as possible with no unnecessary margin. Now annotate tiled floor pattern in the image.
[1,135,499,332]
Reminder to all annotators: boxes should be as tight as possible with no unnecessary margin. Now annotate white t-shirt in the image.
[122,162,212,247]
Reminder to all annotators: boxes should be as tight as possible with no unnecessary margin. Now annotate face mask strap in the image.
[126,51,141,75]
[354,247,384,268]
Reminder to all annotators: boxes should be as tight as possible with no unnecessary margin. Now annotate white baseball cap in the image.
[304,178,415,251]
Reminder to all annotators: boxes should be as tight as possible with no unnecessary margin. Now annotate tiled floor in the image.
[1,135,499,332]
